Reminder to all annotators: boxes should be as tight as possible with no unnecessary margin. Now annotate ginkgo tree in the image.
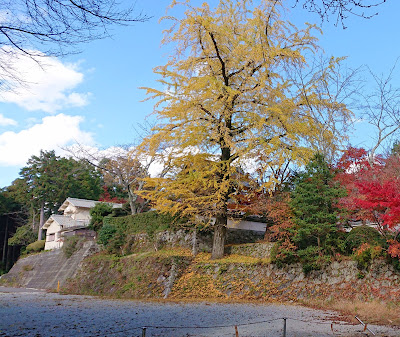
[140,0,353,259]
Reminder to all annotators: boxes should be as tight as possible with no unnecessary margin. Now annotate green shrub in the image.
[344,226,385,254]
[97,211,185,255]
[98,222,127,254]
[26,240,45,253]
[89,203,114,231]
[298,246,332,274]
[62,236,85,258]
[97,223,117,246]
[387,255,400,271]
[105,211,183,235]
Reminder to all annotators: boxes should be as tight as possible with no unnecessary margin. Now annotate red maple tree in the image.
[335,147,400,259]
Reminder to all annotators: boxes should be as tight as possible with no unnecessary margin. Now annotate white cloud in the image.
[0,114,94,166]
[0,113,17,126]
[148,159,166,178]
[0,47,90,113]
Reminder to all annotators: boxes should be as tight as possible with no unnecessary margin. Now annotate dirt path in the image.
[0,288,398,336]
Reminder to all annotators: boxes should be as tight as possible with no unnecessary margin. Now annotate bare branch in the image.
[0,0,149,89]
[292,0,387,28]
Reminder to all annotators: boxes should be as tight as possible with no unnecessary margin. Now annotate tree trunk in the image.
[31,203,36,229]
[2,216,8,266]
[38,201,44,241]
[211,216,227,259]
[5,244,12,271]
[127,186,137,215]
[192,229,198,257]
[211,138,230,259]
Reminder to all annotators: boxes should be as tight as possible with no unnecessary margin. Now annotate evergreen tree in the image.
[290,154,346,259]
[10,150,103,239]
[0,189,26,272]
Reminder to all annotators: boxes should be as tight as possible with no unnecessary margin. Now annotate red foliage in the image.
[354,180,400,228]
[335,147,373,221]
[335,146,369,172]
[335,146,400,229]
[99,186,126,204]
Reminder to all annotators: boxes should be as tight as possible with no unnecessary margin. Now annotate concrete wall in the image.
[227,219,266,232]
[0,241,100,290]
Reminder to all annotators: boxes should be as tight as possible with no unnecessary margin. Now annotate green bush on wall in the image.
[98,211,184,254]
[105,211,182,234]
[62,236,85,258]
[343,225,386,254]
[26,240,45,254]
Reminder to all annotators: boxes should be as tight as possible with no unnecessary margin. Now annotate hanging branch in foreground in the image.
[0,0,149,90]
[0,0,149,57]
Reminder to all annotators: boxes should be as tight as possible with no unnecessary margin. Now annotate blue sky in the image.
[0,0,398,188]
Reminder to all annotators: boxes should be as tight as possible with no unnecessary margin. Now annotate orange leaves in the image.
[263,193,296,242]
[388,240,400,259]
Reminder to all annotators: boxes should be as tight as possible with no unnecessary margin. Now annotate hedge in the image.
[98,211,186,254]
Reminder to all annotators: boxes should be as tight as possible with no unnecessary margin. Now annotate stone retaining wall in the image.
[124,229,265,254]
[226,242,274,258]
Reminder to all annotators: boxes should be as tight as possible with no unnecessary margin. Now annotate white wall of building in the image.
[44,221,64,250]
[227,219,266,232]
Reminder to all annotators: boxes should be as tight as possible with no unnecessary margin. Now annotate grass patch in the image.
[149,247,193,258]
[127,248,270,264]
[22,264,34,271]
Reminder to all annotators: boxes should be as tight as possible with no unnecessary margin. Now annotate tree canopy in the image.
[140,0,353,259]
[8,150,102,239]
[18,150,102,213]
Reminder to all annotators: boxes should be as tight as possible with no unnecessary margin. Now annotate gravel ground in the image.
[0,287,399,337]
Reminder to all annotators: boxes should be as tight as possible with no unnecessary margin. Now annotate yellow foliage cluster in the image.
[170,270,227,299]
[140,0,352,223]
[138,1,354,259]
[193,252,270,264]
[149,247,193,258]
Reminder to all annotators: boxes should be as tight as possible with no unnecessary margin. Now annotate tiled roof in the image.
[58,197,123,211]
[42,214,89,229]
